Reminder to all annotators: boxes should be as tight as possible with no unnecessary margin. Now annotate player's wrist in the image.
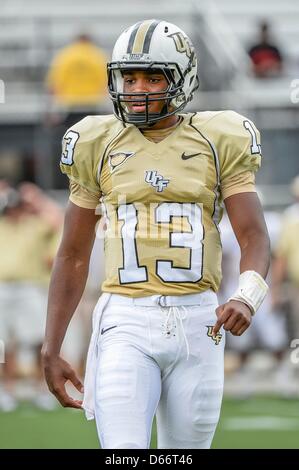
[41,344,61,362]
[228,270,269,315]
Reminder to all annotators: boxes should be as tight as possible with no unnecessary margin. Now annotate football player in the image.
[42,19,270,449]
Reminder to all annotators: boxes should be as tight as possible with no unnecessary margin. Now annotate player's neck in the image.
[144,114,180,131]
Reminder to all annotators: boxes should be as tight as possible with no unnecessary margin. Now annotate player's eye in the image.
[149,77,162,83]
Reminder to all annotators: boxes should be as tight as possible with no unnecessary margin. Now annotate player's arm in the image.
[41,201,100,408]
[213,192,270,336]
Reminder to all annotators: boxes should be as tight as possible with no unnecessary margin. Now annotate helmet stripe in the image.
[142,20,161,53]
[127,21,143,53]
[131,20,155,54]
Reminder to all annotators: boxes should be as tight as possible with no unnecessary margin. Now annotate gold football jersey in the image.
[60,111,262,296]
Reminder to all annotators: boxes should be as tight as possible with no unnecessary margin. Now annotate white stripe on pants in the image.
[93,291,225,449]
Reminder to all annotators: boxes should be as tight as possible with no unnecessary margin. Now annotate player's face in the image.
[123,70,169,115]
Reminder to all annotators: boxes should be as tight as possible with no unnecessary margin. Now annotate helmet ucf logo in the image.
[206,326,222,345]
[168,32,193,59]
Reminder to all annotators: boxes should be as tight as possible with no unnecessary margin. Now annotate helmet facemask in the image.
[108,62,189,127]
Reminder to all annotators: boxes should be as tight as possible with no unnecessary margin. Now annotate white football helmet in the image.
[107,19,198,126]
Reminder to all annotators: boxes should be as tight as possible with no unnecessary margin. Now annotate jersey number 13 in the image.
[117,202,204,284]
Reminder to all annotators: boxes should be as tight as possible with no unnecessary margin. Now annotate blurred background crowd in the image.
[0,0,299,424]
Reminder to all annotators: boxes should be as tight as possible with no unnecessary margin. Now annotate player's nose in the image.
[131,78,148,93]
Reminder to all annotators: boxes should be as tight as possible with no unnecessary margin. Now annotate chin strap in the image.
[128,113,162,128]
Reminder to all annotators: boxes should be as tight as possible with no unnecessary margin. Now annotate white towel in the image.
[82,292,111,420]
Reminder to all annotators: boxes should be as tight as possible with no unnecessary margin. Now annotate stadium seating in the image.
[1,0,299,122]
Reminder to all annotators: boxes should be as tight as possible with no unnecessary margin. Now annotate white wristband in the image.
[228,270,269,315]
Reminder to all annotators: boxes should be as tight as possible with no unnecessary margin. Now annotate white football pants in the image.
[93,291,225,449]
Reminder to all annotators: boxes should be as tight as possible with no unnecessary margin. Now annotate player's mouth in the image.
[130,102,147,112]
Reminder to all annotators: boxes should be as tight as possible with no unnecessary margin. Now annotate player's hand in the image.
[213,300,252,337]
[42,354,84,409]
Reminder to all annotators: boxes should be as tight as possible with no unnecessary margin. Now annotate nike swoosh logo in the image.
[181,152,202,160]
[101,325,117,335]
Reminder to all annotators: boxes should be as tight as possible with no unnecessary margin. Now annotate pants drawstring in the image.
[163,305,190,361]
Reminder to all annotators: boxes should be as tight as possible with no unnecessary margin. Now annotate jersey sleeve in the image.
[60,116,101,196]
[217,111,262,186]
[69,180,100,209]
[221,170,256,200]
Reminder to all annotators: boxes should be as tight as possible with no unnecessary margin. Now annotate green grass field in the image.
[1,397,299,449]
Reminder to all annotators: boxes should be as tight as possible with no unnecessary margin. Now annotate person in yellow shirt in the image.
[42,20,270,449]
[45,35,109,189]
[0,182,62,411]
[272,175,299,342]
[46,34,108,127]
